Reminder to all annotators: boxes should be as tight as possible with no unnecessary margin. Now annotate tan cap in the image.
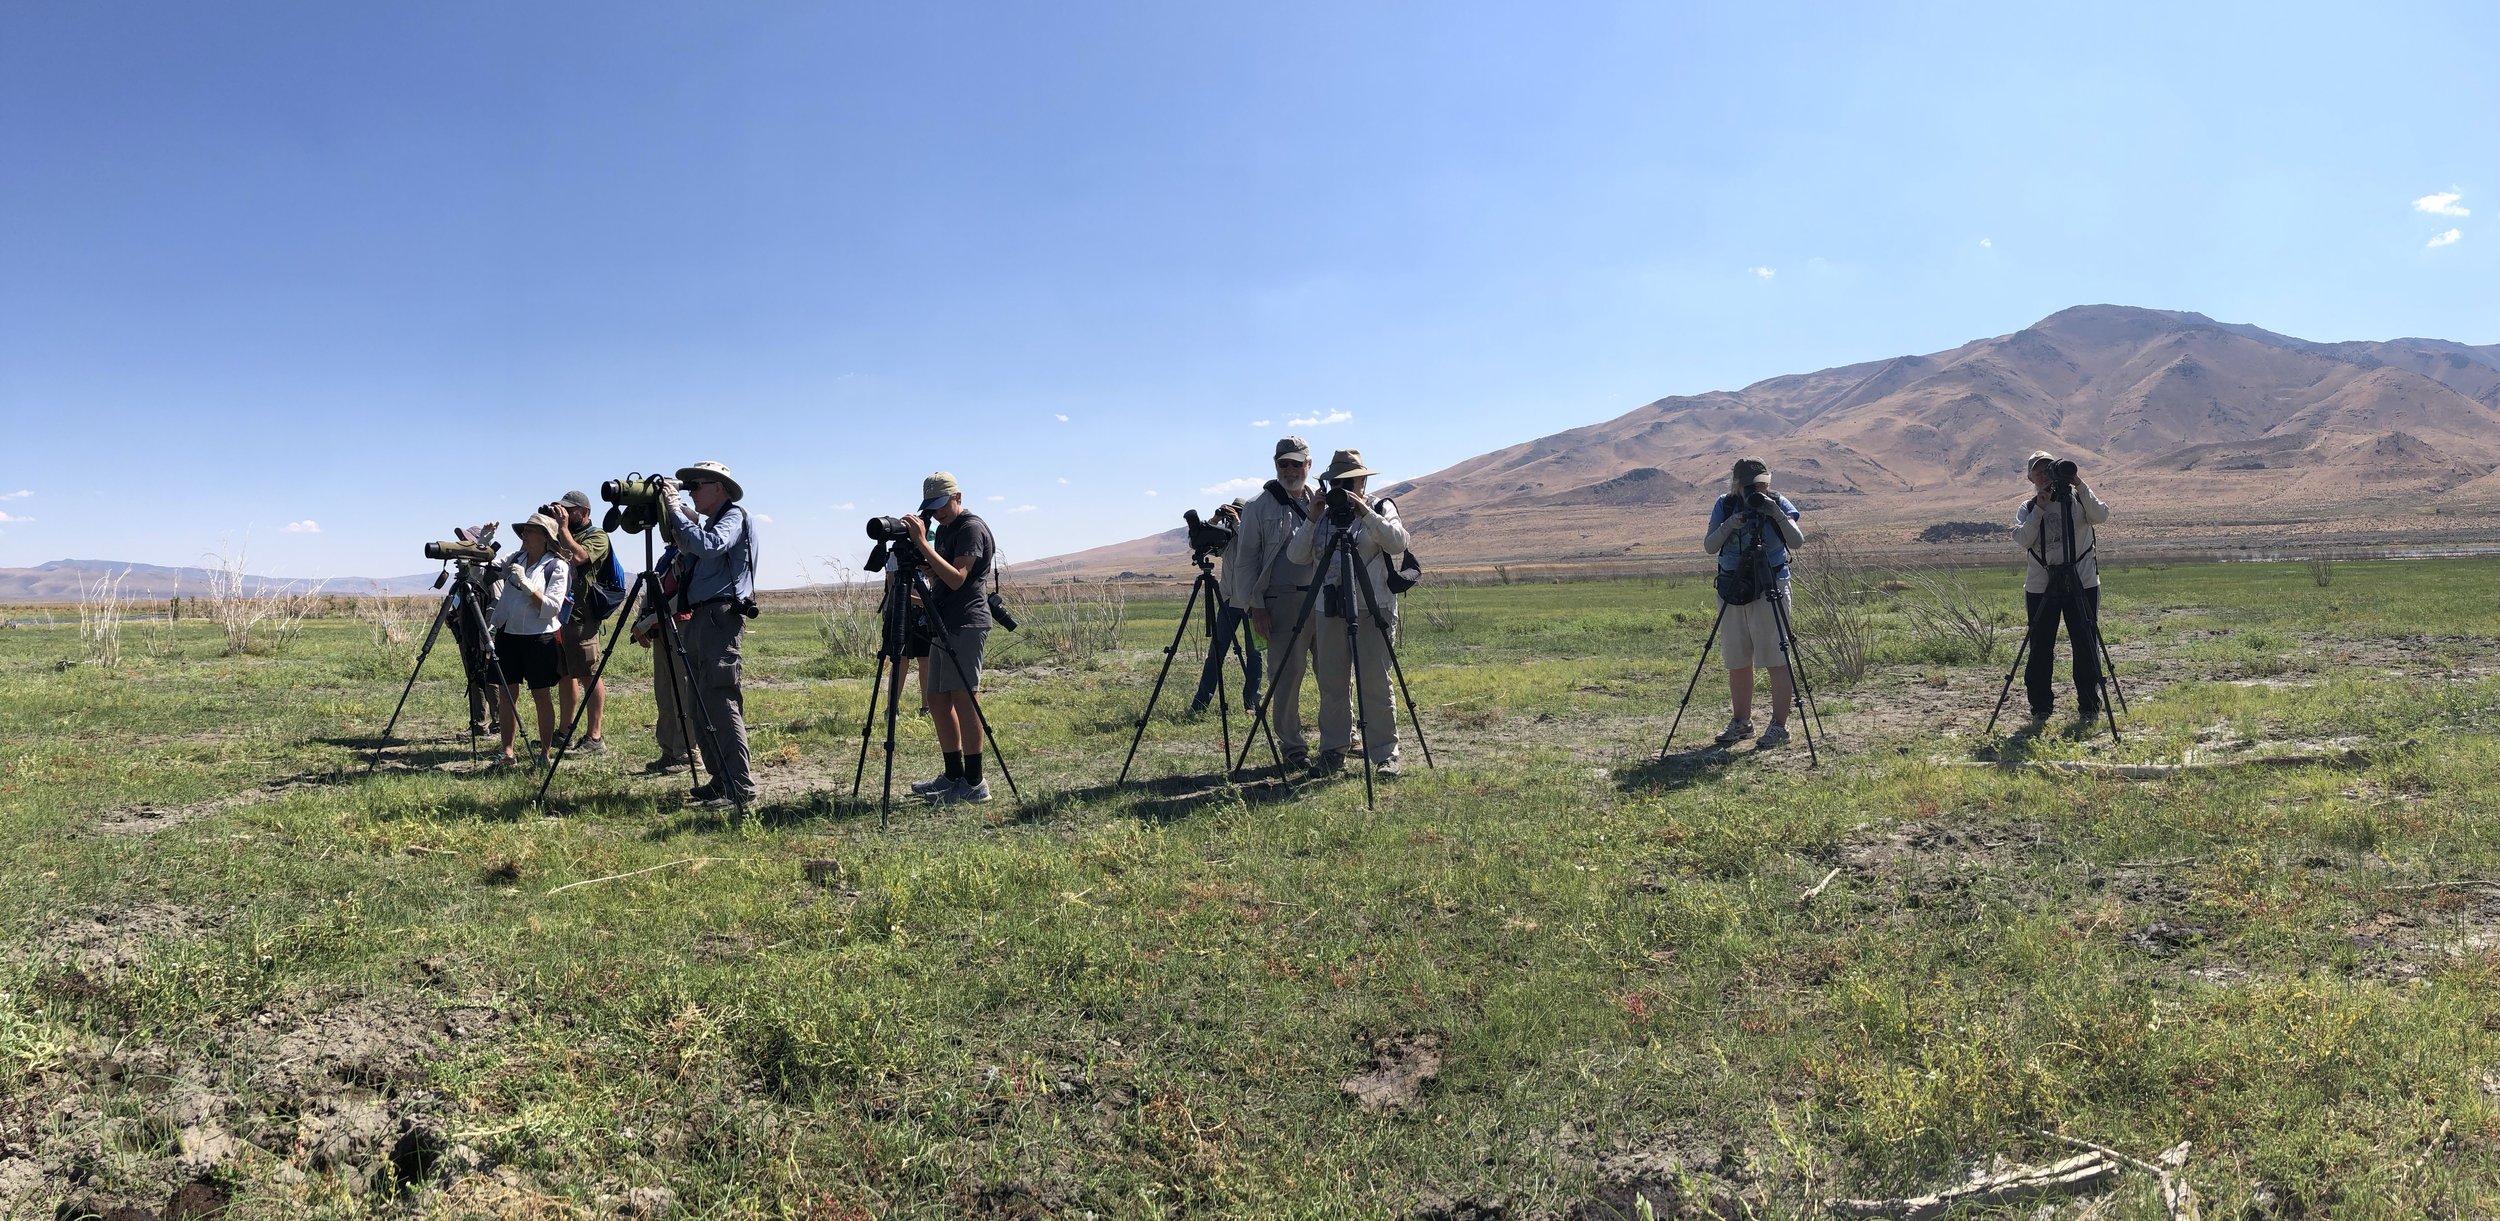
[1273,436,1312,464]
[2025,449,2056,470]
[1731,457,1770,486]
[674,461,744,502]
[1321,449,1379,481]
[920,471,960,513]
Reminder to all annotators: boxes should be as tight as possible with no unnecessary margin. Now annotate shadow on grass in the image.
[1614,744,1745,793]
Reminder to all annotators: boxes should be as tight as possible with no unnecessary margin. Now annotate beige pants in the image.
[1313,607,1399,763]
[1262,583,1316,759]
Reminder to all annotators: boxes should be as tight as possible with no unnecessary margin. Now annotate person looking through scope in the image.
[488,513,571,769]
[548,490,614,754]
[1230,436,1322,772]
[1189,498,1261,716]
[648,461,759,811]
[1702,458,1804,748]
[2015,450,2111,727]
[1284,449,1411,776]
[898,472,998,804]
[445,522,503,738]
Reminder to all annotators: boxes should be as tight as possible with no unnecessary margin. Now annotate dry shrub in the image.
[2308,555,2335,587]
[796,558,880,678]
[1895,562,2007,663]
[1030,578,1128,663]
[1789,534,1874,684]
[76,568,129,668]
[202,544,327,655]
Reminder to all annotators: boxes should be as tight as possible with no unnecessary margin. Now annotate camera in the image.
[864,515,915,543]
[2050,458,2079,487]
[1182,507,1235,560]
[424,538,499,564]
[600,475,671,535]
[1319,477,1359,527]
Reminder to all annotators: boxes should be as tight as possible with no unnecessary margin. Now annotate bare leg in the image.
[498,685,521,757]
[1727,666,1756,722]
[1769,666,1794,726]
[585,678,606,738]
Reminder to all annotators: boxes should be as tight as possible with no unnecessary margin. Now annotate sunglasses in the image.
[1276,459,1308,468]
[682,479,719,489]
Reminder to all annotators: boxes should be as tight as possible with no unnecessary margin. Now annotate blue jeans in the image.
[1190,604,1263,711]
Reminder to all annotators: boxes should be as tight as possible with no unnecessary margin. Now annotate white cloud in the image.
[283,520,320,534]
[988,494,1006,502]
[1285,409,1353,428]
[1053,413,1069,422]
[2415,191,2470,218]
[1009,504,1037,513]
[1201,476,1265,496]
[752,513,774,523]
[1978,238,1993,248]
[1250,419,1272,428]
[2429,228,2463,248]
[0,511,31,523]
[0,489,29,501]
[831,501,856,510]
[1750,266,1776,279]
[1144,489,1158,497]
[1056,477,1070,485]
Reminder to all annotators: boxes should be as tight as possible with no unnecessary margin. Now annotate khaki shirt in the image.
[1228,482,1320,609]
[2015,485,2110,593]
[1287,497,1411,612]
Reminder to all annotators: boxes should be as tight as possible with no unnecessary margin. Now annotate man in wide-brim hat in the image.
[1284,448,1412,776]
[648,460,759,810]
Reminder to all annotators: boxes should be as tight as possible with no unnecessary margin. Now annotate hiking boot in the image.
[689,779,724,803]
[1756,723,1791,749]
[1713,720,1756,746]
[577,736,607,755]
[697,790,750,812]
[644,755,690,775]
[1375,756,1403,779]
[1279,752,1310,776]
[1310,750,1347,777]
[929,779,992,805]
[554,730,572,751]
[487,754,520,772]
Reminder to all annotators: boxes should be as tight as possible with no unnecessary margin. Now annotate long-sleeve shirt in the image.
[662,501,758,605]
[1704,489,1804,579]
[490,551,569,636]
[2015,485,2109,593]
[1228,481,1321,609]
[1286,497,1411,613]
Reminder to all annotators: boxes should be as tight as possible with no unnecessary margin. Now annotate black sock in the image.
[944,751,964,781]
[965,753,984,787]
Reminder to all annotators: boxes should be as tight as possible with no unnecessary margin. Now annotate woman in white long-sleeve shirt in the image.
[490,513,571,768]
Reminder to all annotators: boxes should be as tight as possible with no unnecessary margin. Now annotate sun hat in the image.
[516,512,564,545]
[920,471,960,514]
[674,461,743,502]
[2025,449,2056,470]
[1320,449,1378,481]
[1273,436,1313,464]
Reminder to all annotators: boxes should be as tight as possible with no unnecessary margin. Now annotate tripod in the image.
[1988,485,2125,743]
[849,558,1021,827]
[1659,511,1829,765]
[368,566,502,774]
[534,530,733,809]
[1228,512,1435,809]
[1116,552,1277,788]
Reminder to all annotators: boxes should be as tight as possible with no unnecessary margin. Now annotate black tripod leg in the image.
[1230,534,1340,779]
[1208,580,1236,771]
[655,608,722,794]
[1346,551,1433,769]
[1660,603,1729,760]
[1765,588,1819,767]
[914,572,1021,806]
[1986,609,2042,736]
[532,576,647,809]
[1334,548,1377,809]
[877,642,906,829]
[368,589,456,775]
[851,650,890,801]
[1117,569,1209,788]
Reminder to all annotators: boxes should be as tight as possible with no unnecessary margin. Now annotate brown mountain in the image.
[1026,306,2500,578]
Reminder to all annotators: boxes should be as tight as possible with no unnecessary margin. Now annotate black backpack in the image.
[1376,497,1423,594]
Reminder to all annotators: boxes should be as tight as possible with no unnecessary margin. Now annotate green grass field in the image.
[6,559,2500,1219]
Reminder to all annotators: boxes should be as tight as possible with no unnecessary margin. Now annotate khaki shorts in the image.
[557,622,604,679]
[1718,584,1793,671]
[929,624,989,694]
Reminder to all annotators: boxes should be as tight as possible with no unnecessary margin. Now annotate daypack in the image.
[575,548,629,625]
[1376,497,1424,594]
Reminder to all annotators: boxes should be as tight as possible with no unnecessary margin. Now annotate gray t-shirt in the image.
[931,513,995,630]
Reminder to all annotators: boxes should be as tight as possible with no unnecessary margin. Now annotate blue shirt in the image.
[1707,492,1801,579]
[664,502,757,605]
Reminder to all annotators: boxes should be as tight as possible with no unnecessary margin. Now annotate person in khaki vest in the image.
[1229,435,1322,770]
[1286,449,1411,776]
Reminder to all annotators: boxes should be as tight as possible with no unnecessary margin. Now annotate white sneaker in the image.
[910,774,955,795]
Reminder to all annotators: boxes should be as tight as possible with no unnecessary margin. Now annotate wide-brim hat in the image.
[2025,449,2056,470]
[674,461,743,502]
[516,512,564,544]
[1321,449,1378,482]
[920,471,961,514]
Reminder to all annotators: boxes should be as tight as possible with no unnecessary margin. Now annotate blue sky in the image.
[3,1,2493,586]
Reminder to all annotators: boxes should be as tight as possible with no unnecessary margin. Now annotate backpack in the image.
[1711,495,1768,605]
[1376,497,1424,594]
[575,548,629,625]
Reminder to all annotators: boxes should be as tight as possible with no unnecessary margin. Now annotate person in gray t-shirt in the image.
[899,471,997,804]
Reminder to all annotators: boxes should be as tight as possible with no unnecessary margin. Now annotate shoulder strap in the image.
[1264,479,1295,508]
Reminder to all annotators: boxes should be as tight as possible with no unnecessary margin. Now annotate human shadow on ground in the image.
[1613,744,1747,794]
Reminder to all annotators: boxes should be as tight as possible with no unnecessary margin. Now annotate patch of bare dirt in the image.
[1343,1034,1443,1114]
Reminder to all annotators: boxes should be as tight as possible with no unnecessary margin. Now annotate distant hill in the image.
[1027,305,2500,578]
[0,559,440,603]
